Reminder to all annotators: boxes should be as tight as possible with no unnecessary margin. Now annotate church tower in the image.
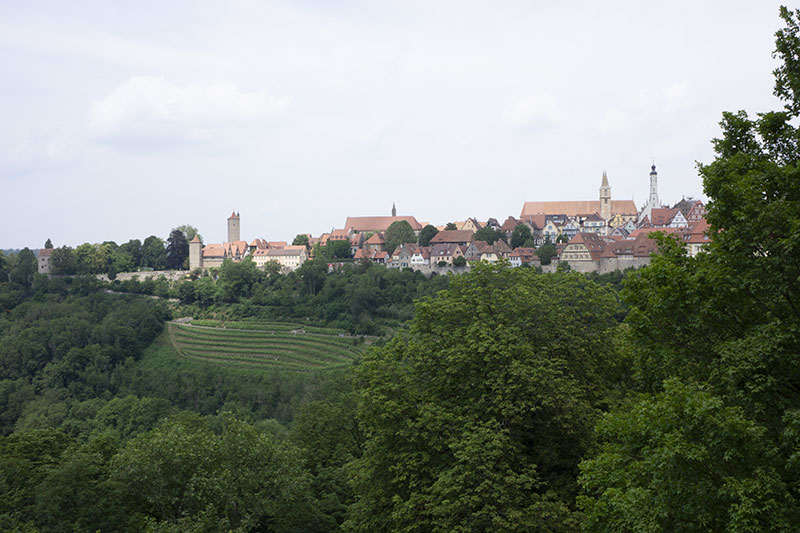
[227,211,240,242]
[639,164,661,222]
[392,202,397,217]
[649,164,660,210]
[599,171,612,230]
[189,234,203,271]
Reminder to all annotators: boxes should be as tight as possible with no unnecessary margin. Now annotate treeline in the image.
[42,225,196,278]
[115,259,452,335]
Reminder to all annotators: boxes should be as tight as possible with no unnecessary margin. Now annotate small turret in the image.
[392,202,397,217]
[189,234,203,271]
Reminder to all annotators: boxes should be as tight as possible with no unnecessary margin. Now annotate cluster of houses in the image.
[187,166,712,275]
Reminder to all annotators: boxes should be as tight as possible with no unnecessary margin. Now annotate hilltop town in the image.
[33,164,709,279]
[172,164,708,276]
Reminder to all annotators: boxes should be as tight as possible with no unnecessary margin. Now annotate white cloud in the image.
[502,94,564,130]
[89,76,289,145]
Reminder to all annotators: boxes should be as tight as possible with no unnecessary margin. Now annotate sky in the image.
[0,1,791,248]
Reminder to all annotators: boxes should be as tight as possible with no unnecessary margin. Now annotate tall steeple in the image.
[639,163,661,222]
[599,171,612,233]
[391,202,397,217]
[649,164,660,209]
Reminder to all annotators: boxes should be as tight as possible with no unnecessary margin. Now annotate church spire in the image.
[392,202,396,217]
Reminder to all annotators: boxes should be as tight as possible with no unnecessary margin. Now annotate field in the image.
[167,320,362,371]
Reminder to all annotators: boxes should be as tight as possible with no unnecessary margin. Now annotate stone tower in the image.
[227,211,240,242]
[599,171,611,230]
[189,234,203,271]
[392,202,397,217]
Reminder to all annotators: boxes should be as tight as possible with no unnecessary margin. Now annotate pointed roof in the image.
[601,171,609,188]
[365,233,385,244]
[228,211,239,219]
[190,234,202,243]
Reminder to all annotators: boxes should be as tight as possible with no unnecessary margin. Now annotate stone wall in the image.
[97,270,188,282]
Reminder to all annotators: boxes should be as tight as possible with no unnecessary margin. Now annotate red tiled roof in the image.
[344,216,423,232]
[430,230,473,244]
[500,216,519,232]
[365,233,385,244]
[38,248,53,257]
[650,208,680,227]
[521,200,636,218]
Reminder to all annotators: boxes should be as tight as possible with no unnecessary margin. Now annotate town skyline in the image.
[0,1,788,248]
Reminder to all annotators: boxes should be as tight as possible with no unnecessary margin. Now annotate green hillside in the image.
[168,321,361,370]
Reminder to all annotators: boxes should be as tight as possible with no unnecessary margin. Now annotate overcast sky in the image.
[0,1,790,248]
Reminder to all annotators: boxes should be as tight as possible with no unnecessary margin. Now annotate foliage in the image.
[417,224,439,247]
[141,236,166,270]
[112,412,323,531]
[43,239,53,249]
[536,243,557,265]
[292,234,309,246]
[578,10,800,529]
[349,264,622,531]
[444,222,457,230]
[579,379,795,531]
[174,224,201,243]
[165,229,189,270]
[473,225,506,245]
[384,220,416,254]
[452,255,466,267]
[322,239,351,260]
[510,223,532,248]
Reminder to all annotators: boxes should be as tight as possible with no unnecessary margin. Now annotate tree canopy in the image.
[165,229,189,270]
[417,224,439,247]
[349,264,622,531]
[578,9,800,529]
[384,220,416,254]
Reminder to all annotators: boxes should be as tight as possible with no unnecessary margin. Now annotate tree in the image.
[417,224,439,247]
[165,229,189,270]
[445,222,458,230]
[118,239,142,269]
[43,239,53,249]
[384,220,416,254]
[174,224,201,243]
[323,240,351,260]
[452,255,466,267]
[111,413,322,531]
[348,264,621,532]
[578,10,800,529]
[579,380,795,531]
[50,246,77,275]
[510,224,532,249]
[293,234,309,247]
[473,225,505,245]
[8,249,36,287]
[536,243,557,265]
[141,236,166,270]
[0,251,7,283]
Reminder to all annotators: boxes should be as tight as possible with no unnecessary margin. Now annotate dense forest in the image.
[2,8,800,532]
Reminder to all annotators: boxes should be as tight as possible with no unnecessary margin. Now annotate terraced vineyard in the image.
[168,321,362,371]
